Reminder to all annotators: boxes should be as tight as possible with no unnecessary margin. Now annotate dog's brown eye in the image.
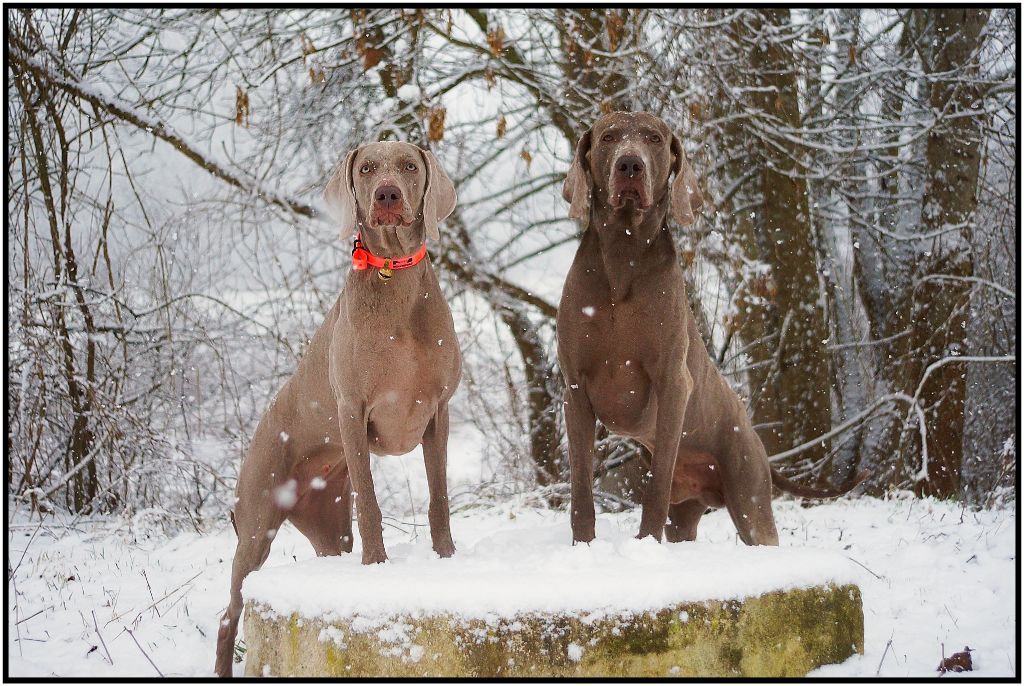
[359,163,371,174]
[601,133,614,142]
[649,134,662,143]
[405,162,417,172]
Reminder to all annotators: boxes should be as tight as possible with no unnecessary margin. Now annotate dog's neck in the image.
[345,256,432,322]
[346,215,434,320]
[587,192,676,302]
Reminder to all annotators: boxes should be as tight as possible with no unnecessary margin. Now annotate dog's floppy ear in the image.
[418,147,457,242]
[562,128,593,224]
[324,147,359,238]
[669,133,704,227]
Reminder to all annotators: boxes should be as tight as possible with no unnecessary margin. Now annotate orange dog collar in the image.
[351,234,427,281]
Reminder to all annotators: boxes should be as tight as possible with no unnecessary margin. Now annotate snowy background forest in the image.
[6,7,1018,678]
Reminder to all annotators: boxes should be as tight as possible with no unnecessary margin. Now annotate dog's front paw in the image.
[433,539,456,559]
[361,547,388,565]
[635,528,664,543]
[573,524,598,544]
[572,530,596,545]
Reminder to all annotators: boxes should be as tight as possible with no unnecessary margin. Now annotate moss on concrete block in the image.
[243,583,863,677]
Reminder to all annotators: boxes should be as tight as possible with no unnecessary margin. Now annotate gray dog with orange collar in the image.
[214,141,460,677]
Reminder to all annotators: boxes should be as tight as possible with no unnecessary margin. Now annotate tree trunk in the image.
[13,46,100,513]
[850,10,990,495]
[724,9,833,469]
[712,12,783,457]
[498,309,564,488]
[904,9,989,497]
[826,8,870,484]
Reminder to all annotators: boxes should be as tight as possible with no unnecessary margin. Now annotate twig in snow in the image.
[943,604,960,629]
[845,555,884,580]
[105,569,202,627]
[141,570,160,617]
[91,610,113,665]
[9,520,44,580]
[380,516,413,535]
[125,627,163,677]
[12,573,23,657]
[876,635,894,676]
[14,605,53,625]
[157,587,190,617]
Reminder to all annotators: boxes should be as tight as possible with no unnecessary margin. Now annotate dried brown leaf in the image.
[362,47,383,71]
[487,26,505,57]
[354,35,383,71]
[427,107,446,143]
[606,12,624,52]
[234,86,250,127]
[299,32,316,58]
[937,646,973,674]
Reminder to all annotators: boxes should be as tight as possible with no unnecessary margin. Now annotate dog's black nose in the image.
[375,185,402,209]
[615,155,645,178]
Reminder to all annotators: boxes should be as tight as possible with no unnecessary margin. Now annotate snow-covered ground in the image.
[244,515,861,621]
[7,489,1015,678]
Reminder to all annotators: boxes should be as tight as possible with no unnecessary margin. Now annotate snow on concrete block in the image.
[240,527,864,677]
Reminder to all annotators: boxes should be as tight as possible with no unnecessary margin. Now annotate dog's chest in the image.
[576,299,650,359]
[360,328,459,455]
[365,322,458,395]
[564,296,660,433]
[334,282,460,413]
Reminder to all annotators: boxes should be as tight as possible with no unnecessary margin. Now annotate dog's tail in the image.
[769,467,869,499]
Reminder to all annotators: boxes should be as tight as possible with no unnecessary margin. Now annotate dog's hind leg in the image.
[288,462,353,556]
[664,499,707,543]
[214,489,287,677]
[717,433,779,546]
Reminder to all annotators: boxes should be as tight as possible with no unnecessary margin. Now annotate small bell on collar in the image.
[378,258,394,282]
